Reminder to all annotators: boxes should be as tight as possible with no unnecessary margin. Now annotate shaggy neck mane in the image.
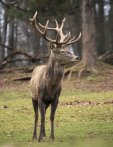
[46,51,64,86]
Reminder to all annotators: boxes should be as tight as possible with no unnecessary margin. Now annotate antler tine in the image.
[69,36,76,42]
[29,11,37,22]
[60,18,66,30]
[30,11,57,43]
[33,11,38,20]
[57,18,72,45]
[55,19,59,29]
[66,32,81,45]
[42,20,59,43]
[38,19,59,32]
[65,31,71,42]
[59,31,71,45]
[38,22,45,28]
[68,31,71,38]
[30,12,43,35]
[37,18,62,44]
[43,20,49,34]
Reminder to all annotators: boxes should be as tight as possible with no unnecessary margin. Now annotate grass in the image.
[0,81,113,147]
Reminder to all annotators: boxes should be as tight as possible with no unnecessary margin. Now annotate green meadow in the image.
[0,71,113,147]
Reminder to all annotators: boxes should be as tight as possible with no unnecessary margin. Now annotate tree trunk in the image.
[96,0,105,55]
[8,20,14,54]
[0,4,7,63]
[14,19,18,48]
[107,0,113,51]
[81,0,97,72]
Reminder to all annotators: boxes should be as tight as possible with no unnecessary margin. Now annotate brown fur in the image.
[30,51,63,101]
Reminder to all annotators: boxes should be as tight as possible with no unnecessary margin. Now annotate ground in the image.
[0,64,113,147]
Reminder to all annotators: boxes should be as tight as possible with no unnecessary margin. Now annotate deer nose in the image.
[75,56,80,61]
[75,56,80,60]
[72,55,80,62]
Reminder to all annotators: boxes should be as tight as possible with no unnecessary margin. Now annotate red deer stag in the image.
[30,11,81,142]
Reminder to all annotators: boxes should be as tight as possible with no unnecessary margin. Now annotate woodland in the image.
[0,0,113,72]
[0,0,113,147]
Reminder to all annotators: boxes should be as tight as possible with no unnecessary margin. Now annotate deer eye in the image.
[60,50,65,54]
[66,51,71,54]
[49,43,56,50]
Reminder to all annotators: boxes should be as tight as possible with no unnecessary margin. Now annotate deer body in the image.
[30,51,63,102]
[30,11,81,142]
[30,51,64,141]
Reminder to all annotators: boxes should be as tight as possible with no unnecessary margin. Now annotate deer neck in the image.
[46,51,64,85]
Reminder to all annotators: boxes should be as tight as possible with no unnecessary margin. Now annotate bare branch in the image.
[0,43,49,70]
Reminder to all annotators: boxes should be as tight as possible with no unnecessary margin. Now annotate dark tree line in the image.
[0,0,112,71]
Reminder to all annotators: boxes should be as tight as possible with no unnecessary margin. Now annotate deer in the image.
[30,11,81,142]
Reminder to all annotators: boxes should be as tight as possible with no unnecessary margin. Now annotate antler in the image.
[38,17,71,43]
[65,32,81,45]
[30,11,81,46]
[29,11,56,43]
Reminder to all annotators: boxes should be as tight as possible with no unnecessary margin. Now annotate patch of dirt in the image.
[104,100,113,104]
[0,79,8,88]
[60,99,113,106]
[60,100,100,106]
[0,105,8,109]
[64,69,113,92]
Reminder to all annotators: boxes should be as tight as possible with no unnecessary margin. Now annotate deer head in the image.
[30,11,81,64]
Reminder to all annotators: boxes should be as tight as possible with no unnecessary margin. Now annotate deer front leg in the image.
[32,99,38,140]
[42,104,49,138]
[50,99,58,141]
[38,101,46,142]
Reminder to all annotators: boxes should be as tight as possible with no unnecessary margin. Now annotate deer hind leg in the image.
[32,99,38,140]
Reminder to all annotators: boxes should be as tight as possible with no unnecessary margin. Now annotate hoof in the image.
[33,136,37,141]
[38,137,45,142]
[49,137,54,142]
[43,137,46,141]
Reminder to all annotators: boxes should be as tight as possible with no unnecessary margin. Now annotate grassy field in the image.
[0,67,113,147]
